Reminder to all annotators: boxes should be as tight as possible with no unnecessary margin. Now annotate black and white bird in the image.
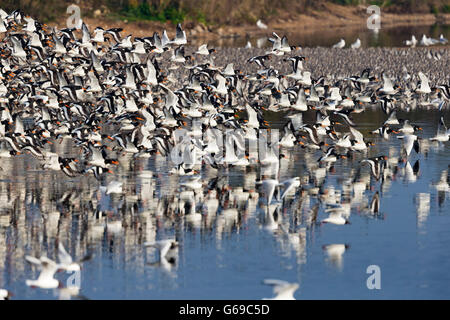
[361,155,388,181]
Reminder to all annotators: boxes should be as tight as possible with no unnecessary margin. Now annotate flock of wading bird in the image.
[0,8,449,299]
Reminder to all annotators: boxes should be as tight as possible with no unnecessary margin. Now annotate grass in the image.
[3,0,450,26]
[119,2,186,24]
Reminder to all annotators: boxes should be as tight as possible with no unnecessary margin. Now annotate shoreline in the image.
[49,3,450,43]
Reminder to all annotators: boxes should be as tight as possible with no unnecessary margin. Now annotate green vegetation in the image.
[119,1,185,23]
[332,0,449,13]
[2,0,449,26]
[1,0,68,23]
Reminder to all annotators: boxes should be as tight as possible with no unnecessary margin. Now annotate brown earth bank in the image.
[44,3,450,44]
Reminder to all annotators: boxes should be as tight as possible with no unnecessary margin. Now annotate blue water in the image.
[0,108,449,300]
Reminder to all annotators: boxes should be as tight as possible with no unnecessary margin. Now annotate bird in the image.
[398,134,420,158]
[195,44,216,56]
[172,23,187,45]
[416,72,431,95]
[256,179,280,205]
[429,117,449,142]
[0,289,12,300]
[405,35,418,47]
[321,207,350,225]
[318,147,347,163]
[0,9,449,301]
[323,244,349,269]
[25,255,60,289]
[262,279,299,300]
[398,119,422,134]
[279,177,301,200]
[144,239,179,261]
[351,38,361,49]
[247,54,271,68]
[361,155,388,180]
[332,39,345,49]
[57,242,92,272]
[256,19,268,30]
[99,180,123,195]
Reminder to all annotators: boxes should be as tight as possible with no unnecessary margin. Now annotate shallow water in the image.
[205,24,450,49]
[0,106,449,300]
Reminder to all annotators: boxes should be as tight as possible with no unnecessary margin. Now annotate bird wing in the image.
[349,126,364,143]
[81,22,91,43]
[263,279,290,287]
[159,240,172,258]
[58,243,73,265]
[25,255,43,267]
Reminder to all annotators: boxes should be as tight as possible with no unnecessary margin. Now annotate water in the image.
[205,24,450,48]
[0,107,449,300]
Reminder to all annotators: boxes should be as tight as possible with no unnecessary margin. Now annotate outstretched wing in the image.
[58,243,73,265]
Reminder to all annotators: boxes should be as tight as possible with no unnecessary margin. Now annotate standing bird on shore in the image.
[256,19,268,30]
[333,39,345,49]
[405,35,418,47]
[351,38,361,49]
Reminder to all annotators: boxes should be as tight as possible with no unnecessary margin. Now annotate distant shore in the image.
[48,3,450,44]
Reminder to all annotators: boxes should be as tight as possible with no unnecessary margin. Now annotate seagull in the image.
[379,73,397,95]
[416,72,431,94]
[279,177,301,200]
[195,43,216,56]
[57,242,92,272]
[25,255,60,289]
[405,35,417,47]
[429,117,449,142]
[256,179,280,205]
[323,244,349,262]
[256,19,268,30]
[99,180,123,195]
[144,239,179,261]
[180,176,203,189]
[321,206,351,225]
[361,155,387,181]
[0,289,12,300]
[398,134,420,158]
[333,39,345,49]
[262,279,299,300]
[383,110,400,125]
[172,23,187,45]
[351,38,361,49]
[398,119,422,134]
